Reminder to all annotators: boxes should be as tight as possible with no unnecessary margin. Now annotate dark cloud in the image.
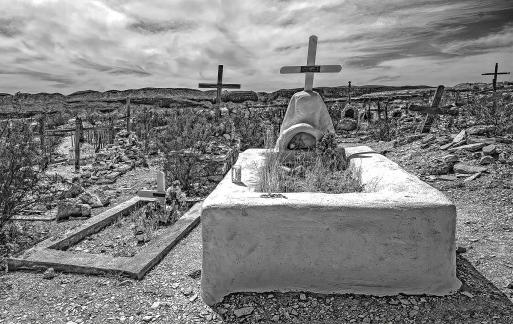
[0,69,74,84]
[340,2,513,69]
[73,58,114,72]
[129,19,197,34]
[72,57,151,76]
[0,18,24,37]
[109,66,151,76]
[274,44,302,53]
[369,75,401,83]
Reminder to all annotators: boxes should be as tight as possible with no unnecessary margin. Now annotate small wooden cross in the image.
[481,63,510,92]
[280,35,342,91]
[198,65,241,104]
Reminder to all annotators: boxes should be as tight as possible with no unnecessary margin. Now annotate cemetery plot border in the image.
[7,197,202,279]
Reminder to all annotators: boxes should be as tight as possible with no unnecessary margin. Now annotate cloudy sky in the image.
[0,0,512,94]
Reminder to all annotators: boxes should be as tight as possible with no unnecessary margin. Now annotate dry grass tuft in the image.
[258,132,363,194]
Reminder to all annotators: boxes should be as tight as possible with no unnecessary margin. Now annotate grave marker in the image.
[347,81,352,103]
[126,97,131,132]
[74,117,82,172]
[280,35,342,91]
[138,171,166,204]
[409,85,445,133]
[481,63,510,92]
[198,65,241,104]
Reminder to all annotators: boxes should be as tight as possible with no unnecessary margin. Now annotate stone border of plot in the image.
[7,196,202,279]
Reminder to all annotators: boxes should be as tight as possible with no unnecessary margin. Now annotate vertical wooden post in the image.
[384,98,390,140]
[377,101,381,120]
[384,99,389,121]
[347,81,352,104]
[144,108,149,153]
[74,117,82,172]
[493,62,498,92]
[216,65,223,105]
[109,116,115,144]
[39,114,46,170]
[367,99,371,122]
[126,97,131,132]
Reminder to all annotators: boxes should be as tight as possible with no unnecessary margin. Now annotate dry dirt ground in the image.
[1,140,513,323]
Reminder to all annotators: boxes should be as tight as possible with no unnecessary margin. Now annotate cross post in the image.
[280,35,342,91]
[481,63,510,92]
[199,65,241,104]
[348,81,352,103]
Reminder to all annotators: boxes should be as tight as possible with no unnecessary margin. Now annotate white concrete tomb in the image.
[200,146,461,305]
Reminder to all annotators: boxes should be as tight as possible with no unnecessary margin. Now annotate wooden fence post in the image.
[347,81,351,104]
[75,117,82,172]
[39,114,46,170]
[109,116,115,144]
[126,97,131,133]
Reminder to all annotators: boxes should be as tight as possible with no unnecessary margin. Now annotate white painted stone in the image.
[275,91,334,151]
[200,147,461,306]
[157,171,166,192]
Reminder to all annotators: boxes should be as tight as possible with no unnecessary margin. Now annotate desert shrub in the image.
[368,119,400,141]
[232,108,268,150]
[463,92,513,134]
[0,122,45,231]
[156,109,220,193]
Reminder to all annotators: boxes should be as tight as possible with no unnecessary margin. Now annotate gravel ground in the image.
[1,139,513,323]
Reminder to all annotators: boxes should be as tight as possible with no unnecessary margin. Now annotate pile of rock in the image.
[80,130,148,186]
[420,125,512,181]
[55,180,111,221]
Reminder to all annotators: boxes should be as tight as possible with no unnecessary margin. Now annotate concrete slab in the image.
[200,147,461,305]
[7,198,202,279]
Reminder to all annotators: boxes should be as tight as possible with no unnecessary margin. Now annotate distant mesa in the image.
[220,90,258,103]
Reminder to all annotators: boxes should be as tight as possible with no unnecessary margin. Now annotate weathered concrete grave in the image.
[200,147,462,305]
[8,173,202,279]
[200,35,460,305]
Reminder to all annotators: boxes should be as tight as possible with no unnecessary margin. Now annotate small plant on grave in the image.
[315,132,344,171]
[132,202,181,244]
[258,133,362,194]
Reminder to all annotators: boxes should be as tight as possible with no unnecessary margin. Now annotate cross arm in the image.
[408,104,459,116]
[198,83,218,88]
[280,65,342,74]
[482,72,510,75]
[221,84,241,89]
[198,83,241,89]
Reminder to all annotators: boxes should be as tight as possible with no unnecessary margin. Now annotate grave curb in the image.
[7,197,202,280]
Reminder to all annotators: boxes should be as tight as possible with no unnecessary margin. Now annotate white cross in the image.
[280,35,342,91]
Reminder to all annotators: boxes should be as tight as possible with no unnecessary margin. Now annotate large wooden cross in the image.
[198,65,241,104]
[408,85,446,133]
[482,63,510,92]
[280,35,342,91]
